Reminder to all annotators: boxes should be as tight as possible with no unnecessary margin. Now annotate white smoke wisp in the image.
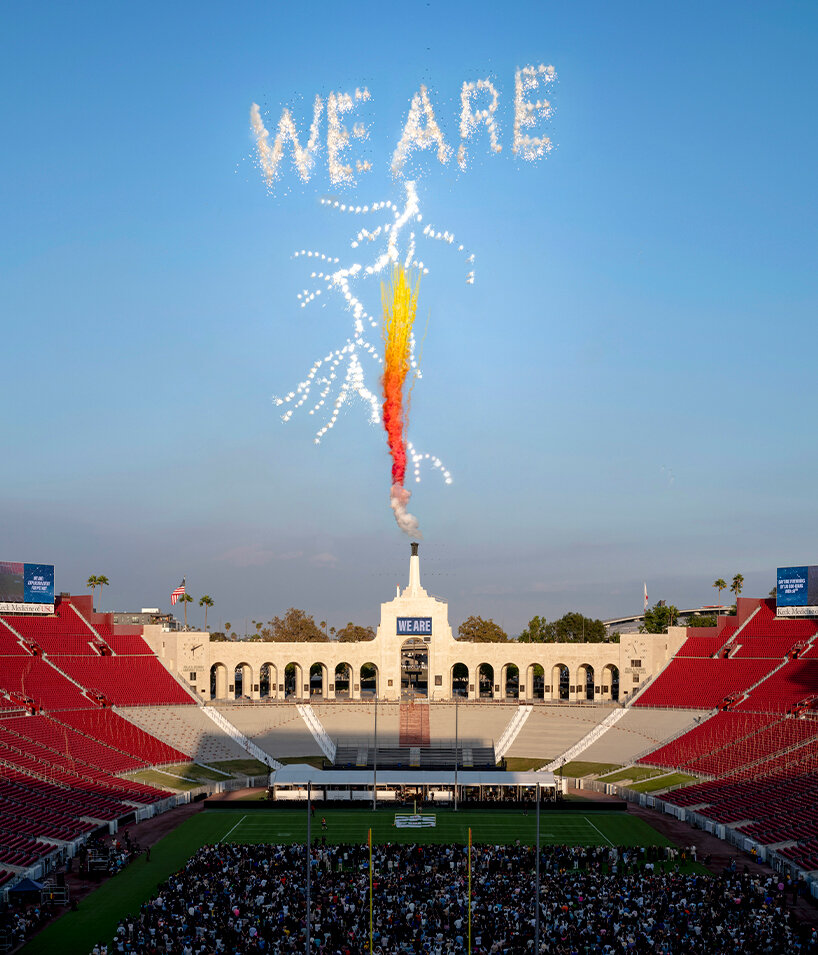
[390,484,422,539]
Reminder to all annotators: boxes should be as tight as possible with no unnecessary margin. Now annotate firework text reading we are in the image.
[251,64,556,189]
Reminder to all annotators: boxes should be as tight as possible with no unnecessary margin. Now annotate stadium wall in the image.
[145,548,683,703]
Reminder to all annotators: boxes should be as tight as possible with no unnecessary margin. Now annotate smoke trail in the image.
[390,484,421,538]
[382,265,421,536]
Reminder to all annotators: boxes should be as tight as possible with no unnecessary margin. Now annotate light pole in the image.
[372,694,378,811]
[454,694,459,812]
[306,780,311,955]
[535,781,541,955]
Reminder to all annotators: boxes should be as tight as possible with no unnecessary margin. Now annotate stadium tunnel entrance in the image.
[401,638,428,699]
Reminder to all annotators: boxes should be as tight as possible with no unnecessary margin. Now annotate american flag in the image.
[643,582,649,611]
[171,579,186,605]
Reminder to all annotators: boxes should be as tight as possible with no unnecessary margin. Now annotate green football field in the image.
[21,807,684,955]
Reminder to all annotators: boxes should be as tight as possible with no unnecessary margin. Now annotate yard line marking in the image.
[219,814,248,843]
[584,816,614,847]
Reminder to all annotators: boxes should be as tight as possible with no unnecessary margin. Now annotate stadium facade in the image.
[146,544,685,703]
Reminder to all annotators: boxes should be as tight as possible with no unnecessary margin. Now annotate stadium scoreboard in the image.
[0,561,55,614]
[776,565,818,618]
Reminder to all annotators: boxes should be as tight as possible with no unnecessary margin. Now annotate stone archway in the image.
[259,662,277,699]
[210,662,227,700]
[400,639,428,699]
[234,662,252,700]
[552,663,569,701]
[360,662,378,697]
[310,662,327,698]
[478,663,495,700]
[602,664,619,702]
[527,663,544,700]
[284,662,302,699]
[578,663,595,701]
[502,663,519,700]
[451,663,469,698]
[334,662,352,699]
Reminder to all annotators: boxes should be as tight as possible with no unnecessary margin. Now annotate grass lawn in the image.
[208,758,269,775]
[125,762,231,791]
[20,807,683,955]
[598,766,668,783]
[559,760,621,777]
[504,756,550,771]
[628,773,699,793]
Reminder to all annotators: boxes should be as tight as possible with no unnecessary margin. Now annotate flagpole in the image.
[468,827,472,955]
[369,827,373,954]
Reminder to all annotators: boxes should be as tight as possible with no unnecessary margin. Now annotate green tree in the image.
[544,612,607,643]
[337,622,376,642]
[642,603,679,633]
[685,614,717,628]
[270,608,326,642]
[87,574,109,611]
[179,592,193,629]
[210,631,229,642]
[731,573,744,602]
[518,615,548,642]
[713,578,727,607]
[199,595,214,630]
[457,616,508,642]
[224,622,232,639]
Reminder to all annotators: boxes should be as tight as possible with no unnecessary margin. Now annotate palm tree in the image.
[713,578,727,607]
[86,575,99,607]
[730,574,744,604]
[96,575,109,611]
[225,623,232,641]
[199,595,214,630]
[180,592,193,629]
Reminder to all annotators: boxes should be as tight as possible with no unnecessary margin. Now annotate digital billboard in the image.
[0,562,55,615]
[776,566,818,618]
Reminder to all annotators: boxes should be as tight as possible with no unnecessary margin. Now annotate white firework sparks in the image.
[273,180,473,484]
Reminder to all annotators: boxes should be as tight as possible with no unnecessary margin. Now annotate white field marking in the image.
[584,816,614,847]
[219,815,248,843]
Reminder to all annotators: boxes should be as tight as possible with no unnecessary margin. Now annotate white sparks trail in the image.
[273,180,473,484]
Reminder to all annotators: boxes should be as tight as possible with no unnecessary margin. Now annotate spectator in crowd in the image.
[99,840,817,954]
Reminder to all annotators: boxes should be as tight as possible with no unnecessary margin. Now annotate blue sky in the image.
[2,1,816,635]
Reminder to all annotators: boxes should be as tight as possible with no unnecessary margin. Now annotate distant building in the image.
[112,608,179,629]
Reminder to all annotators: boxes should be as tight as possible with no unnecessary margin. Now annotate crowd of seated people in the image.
[98,841,816,954]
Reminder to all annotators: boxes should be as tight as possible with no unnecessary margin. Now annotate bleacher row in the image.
[636,598,818,869]
[0,596,196,875]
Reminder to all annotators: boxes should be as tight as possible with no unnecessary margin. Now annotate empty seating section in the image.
[116,706,246,764]
[676,627,726,657]
[55,656,194,706]
[636,599,818,864]
[740,600,818,640]
[506,705,616,762]
[215,703,323,759]
[579,709,701,765]
[54,709,189,765]
[734,660,818,712]
[0,714,155,774]
[9,617,100,655]
[0,657,92,710]
[311,702,401,747]
[731,636,811,658]
[93,624,154,655]
[633,658,774,709]
[642,712,818,777]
